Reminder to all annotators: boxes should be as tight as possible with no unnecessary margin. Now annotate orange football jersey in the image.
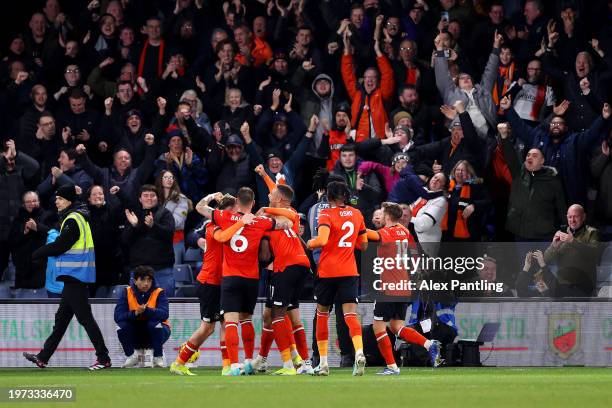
[213,210,274,279]
[266,208,310,273]
[376,224,415,297]
[196,222,223,286]
[317,206,366,278]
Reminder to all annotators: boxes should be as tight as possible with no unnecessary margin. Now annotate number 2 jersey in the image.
[212,210,275,279]
[317,205,366,278]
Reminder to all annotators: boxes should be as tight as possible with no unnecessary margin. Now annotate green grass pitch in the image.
[0,367,610,407]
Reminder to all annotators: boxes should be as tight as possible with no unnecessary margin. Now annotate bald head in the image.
[567,204,585,231]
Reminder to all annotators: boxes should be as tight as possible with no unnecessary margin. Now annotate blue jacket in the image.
[44,229,63,294]
[114,280,169,324]
[388,165,441,205]
[506,107,609,205]
[408,299,457,333]
[154,152,208,203]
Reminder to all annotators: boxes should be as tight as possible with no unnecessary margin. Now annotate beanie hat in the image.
[56,184,76,202]
[391,152,410,166]
[393,111,412,127]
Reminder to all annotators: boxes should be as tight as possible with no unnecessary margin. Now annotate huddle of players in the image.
[169,180,441,376]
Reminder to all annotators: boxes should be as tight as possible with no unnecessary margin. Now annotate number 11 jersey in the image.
[317,206,366,278]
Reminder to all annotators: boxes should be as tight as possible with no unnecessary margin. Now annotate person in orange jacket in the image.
[233,24,272,68]
[340,26,394,142]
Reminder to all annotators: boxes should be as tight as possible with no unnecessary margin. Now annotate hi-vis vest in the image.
[56,212,96,283]
[126,287,170,327]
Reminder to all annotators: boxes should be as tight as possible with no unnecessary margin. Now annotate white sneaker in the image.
[312,363,329,376]
[353,352,366,376]
[251,355,269,373]
[136,349,145,368]
[122,353,139,368]
[153,356,166,368]
[297,359,315,375]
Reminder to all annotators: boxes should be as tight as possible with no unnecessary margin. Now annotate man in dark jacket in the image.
[0,139,39,280]
[114,265,171,368]
[37,148,93,207]
[24,184,111,370]
[542,45,612,132]
[502,143,566,241]
[331,144,382,228]
[296,74,336,156]
[214,134,256,196]
[75,133,156,207]
[244,121,312,206]
[9,191,49,291]
[590,130,612,229]
[409,102,489,175]
[500,98,611,206]
[56,89,108,165]
[122,185,175,296]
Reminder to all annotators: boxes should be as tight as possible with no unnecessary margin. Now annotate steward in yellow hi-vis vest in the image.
[26,185,111,370]
[114,266,171,367]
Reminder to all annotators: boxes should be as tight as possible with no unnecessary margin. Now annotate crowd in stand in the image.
[1,0,611,298]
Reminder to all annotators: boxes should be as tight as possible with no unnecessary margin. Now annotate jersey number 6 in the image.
[230,227,248,253]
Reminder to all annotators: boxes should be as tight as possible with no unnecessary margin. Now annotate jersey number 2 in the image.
[338,221,354,248]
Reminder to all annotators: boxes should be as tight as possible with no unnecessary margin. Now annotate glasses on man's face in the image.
[65,69,80,74]
[400,47,413,52]
[550,122,565,127]
[386,22,398,28]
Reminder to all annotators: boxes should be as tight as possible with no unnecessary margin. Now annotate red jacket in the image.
[341,54,394,142]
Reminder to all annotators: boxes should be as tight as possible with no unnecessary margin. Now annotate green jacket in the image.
[503,139,567,239]
[544,225,600,294]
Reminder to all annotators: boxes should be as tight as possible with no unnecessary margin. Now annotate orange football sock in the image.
[292,324,309,359]
[224,322,240,364]
[220,340,230,368]
[176,340,197,365]
[397,326,427,347]
[259,327,274,357]
[315,311,329,357]
[375,331,396,366]
[239,319,255,359]
[272,318,292,363]
[344,312,363,352]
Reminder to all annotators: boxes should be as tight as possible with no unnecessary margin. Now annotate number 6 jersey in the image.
[317,206,366,278]
[212,210,275,279]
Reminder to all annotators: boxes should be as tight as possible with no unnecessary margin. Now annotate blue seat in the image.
[0,283,12,299]
[108,285,128,298]
[14,288,48,299]
[175,284,197,297]
[173,264,193,284]
[184,248,203,264]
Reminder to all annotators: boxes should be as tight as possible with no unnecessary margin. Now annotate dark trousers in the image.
[116,320,171,357]
[0,241,9,281]
[38,281,110,363]
[311,301,353,357]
